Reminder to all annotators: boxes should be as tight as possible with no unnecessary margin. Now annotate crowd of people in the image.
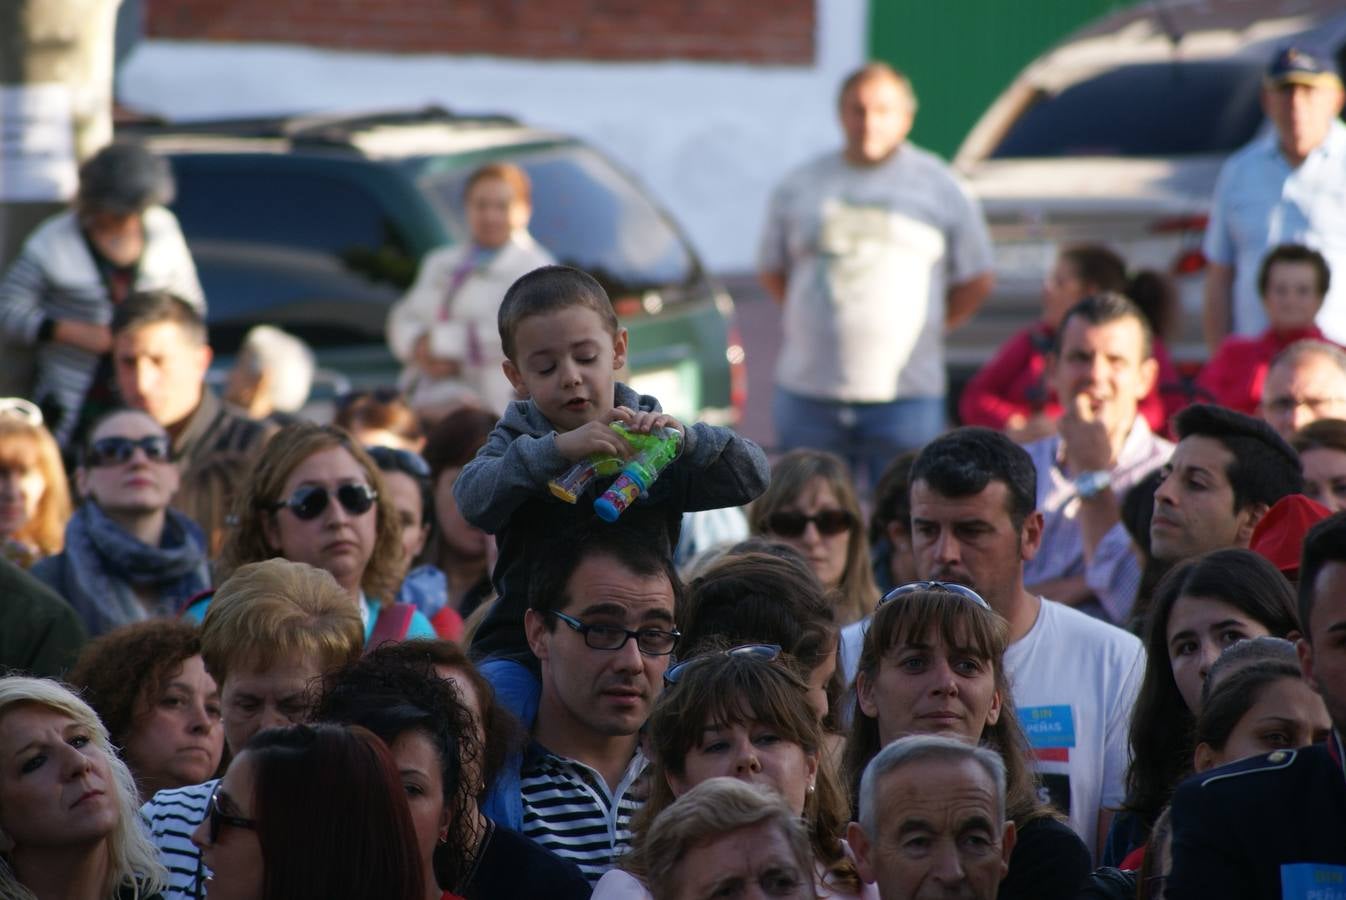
[0,44,1344,900]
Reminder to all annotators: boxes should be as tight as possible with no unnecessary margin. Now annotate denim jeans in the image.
[772,387,946,490]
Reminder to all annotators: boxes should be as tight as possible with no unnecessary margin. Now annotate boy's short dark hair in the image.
[497,265,620,361]
[110,290,207,345]
[1257,243,1331,299]
[909,427,1037,529]
[1298,511,1346,636]
[527,523,684,628]
[1055,291,1154,359]
[1173,404,1303,512]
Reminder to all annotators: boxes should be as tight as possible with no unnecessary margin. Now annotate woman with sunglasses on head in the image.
[1107,548,1299,865]
[190,722,424,900]
[0,398,72,568]
[0,675,168,900]
[185,422,436,645]
[594,646,874,900]
[751,449,879,627]
[844,583,1090,900]
[33,408,210,637]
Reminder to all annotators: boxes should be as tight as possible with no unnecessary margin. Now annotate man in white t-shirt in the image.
[905,426,1144,861]
[757,61,994,487]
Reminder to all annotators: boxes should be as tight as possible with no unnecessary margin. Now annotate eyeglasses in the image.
[880,581,992,611]
[84,435,172,467]
[664,643,782,686]
[366,444,431,480]
[765,509,855,537]
[268,483,378,521]
[1262,394,1346,416]
[549,610,680,656]
[0,397,42,427]
[206,785,256,844]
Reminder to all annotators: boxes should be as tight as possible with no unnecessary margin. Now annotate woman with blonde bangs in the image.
[0,408,72,566]
[844,585,1090,900]
[184,422,435,643]
[0,676,167,900]
[751,450,879,626]
[594,648,874,900]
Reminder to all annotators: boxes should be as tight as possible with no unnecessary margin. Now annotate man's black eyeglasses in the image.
[84,435,172,468]
[664,643,781,686]
[549,610,680,656]
[765,509,855,537]
[880,581,992,611]
[366,444,431,480]
[268,483,378,521]
[206,785,256,844]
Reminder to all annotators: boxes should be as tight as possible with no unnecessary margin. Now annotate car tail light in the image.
[1171,249,1208,275]
[1149,214,1208,235]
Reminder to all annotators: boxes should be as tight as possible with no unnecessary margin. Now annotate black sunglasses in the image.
[366,444,430,480]
[765,509,855,538]
[880,581,992,611]
[268,483,378,521]
[84,435,171,468]
[664,643,782,686]
[207,785,256,844]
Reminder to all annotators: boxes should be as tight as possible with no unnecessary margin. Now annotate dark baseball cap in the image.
[1265,45,1342,87]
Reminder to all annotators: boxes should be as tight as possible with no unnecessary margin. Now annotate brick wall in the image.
[145,0,815,64]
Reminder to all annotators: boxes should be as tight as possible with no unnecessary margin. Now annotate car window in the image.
[990,60,1267,158]
[416,143,698,294]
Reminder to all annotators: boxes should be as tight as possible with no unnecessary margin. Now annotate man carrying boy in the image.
[455,265,769,686]
[1198,243,1340,416]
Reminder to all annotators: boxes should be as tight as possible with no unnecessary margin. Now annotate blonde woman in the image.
[0,676,167,899]
[0,400,72,566]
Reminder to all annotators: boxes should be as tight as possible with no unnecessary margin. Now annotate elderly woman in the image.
[191,723,424,900]
[844,584,1090,900]
[68,619,224,801]
[387,162,554,417]
[0,400,71,567]
[751,450,879,626]
[595,647,872,899]
[643,778,817,900]
[187,422,436,644]
[0,676,168,899]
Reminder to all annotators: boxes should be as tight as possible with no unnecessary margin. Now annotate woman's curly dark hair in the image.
[313,645,482,893]
[68,620,206,748]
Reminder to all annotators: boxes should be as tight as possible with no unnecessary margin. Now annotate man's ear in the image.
[1137,355,1159,398]
[502,359,529,397]
[1020,510,1045,563]
[999,820,1017,876]
[525,608,550,662]
[1234,501,1270,547]
[846,821,876,885]
[195,342,214,379]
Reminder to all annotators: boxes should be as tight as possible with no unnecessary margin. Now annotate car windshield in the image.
[415,143,698,295]
[990,59,1267,158]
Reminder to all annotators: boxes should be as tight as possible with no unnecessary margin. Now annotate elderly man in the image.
[1022,293,1172,622]
[758,61,994,487]
[848,734,1015,900]
[1166,512,1346,899]
[1203,45,1346,348]
[1259,340,1346,441]
[223,324,316,426]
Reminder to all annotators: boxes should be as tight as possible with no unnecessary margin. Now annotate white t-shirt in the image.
[1003,598,1144,861]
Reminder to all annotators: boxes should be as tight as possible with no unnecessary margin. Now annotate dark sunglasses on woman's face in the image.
[766,509,855,537]
[85,435,172,468]
[268,483,378,521]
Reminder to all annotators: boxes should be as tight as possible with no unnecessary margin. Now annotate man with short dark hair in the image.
[1023,294,1172,623]
[486,526,681,885]
[1166,512,1346,899]
[1150,404,1303,565]
[111,290,268,475]
[907,427,1143,859]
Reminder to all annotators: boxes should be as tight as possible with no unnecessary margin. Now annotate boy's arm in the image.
[671,423,771,511]
[453,423,570,533]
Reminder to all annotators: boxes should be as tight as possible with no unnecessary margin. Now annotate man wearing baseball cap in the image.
[1202,44,1346,350]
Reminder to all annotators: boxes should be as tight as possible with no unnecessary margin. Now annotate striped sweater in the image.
[0,207,203,444]
[141,777,215,899]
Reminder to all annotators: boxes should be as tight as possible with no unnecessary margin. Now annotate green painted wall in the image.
[870,0,1142,159]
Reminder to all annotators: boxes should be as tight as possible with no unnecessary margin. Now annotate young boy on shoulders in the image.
[454,265,770,678]
[1198,244,1340,415]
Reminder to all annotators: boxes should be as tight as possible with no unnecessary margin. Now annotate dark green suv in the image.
[127,108,744,424]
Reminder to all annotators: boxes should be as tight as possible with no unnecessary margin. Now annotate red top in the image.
[1195,325,1334,416]
[958,322,1183,433]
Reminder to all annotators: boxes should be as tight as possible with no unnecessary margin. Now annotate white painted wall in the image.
[117,3,868,274]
